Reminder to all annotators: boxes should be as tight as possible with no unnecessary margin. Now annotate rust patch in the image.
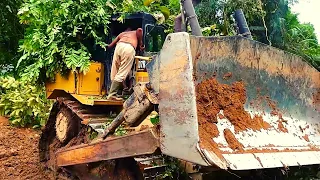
[313,91,320,104]
[218,143,227,148]
[313,91,320,111]
[265,96,285,121]
[249,88,286,122]
[204,37,320,88]
[223,146,320,154]
[139,125,149,131]
[223,129,244,152]
[253,154,264,168]
[195,52,201,60]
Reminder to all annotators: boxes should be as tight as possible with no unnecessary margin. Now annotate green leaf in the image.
[32,125,40,129]
[143,0,155,6]
[159,6,170,20]
[16,53,29,68]
[150,115,159,125]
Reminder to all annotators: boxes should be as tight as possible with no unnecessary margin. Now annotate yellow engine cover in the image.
[46,62,104,99]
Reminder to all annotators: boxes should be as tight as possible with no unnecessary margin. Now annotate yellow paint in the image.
[78,62,104,96]
[71,94,123,106]
[45,71,76,98]
[136,72,149,83]
[45,56,151,106]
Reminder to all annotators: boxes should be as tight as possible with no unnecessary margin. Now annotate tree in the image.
[16,0,175,83]
[0,0,24,71]
[195,0,319,70]
[282,11,320,69]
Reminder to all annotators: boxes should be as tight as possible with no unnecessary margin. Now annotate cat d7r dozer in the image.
[39,2,319,180]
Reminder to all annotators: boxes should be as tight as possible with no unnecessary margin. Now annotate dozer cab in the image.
[40,2,320,180]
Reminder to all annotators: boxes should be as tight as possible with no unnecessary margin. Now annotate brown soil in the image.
[223,129,244,152]
[198,129,224,160]
[196,78,271,133]
[265,96,280,116]
[217,113,225,119]
[198,123,223,159]
[0,117,53,179]
[196,78,272,158]
[277,120,288,133]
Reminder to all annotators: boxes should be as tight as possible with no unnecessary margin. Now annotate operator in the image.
[107,27,145,100]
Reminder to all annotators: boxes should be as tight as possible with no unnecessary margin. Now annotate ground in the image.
[1,115,319,180]
[0,116,53,180]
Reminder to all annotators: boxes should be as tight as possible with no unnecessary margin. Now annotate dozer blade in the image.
[147,32,320,170]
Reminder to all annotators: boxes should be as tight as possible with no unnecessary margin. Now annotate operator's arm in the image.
[136,28,144,51]
[108,33,122,49]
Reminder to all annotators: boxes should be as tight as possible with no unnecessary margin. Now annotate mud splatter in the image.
[223,129,244,152]
[196,78,271,133]
[198,123,223,159]
[217,113,225,119]
[196,78,271,156]
[223,72,232,80]
[277,120,288,133]
[313,91,320,106]
[302,134,310,142]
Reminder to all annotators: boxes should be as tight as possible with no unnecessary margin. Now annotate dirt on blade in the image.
[196,78,271,156]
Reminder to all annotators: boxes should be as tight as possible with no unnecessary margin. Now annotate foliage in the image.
[114,125,127,136]
[284,165,320,180]
[196,0,266,37]
[0,0,24,71]
[158,156,188,180]
[281,11,320,70]
[150,113,159,125]
[16,0,178,83]
[195,0,319,70]
[112,0,174,21]
[0,77,53,127]
[17,0,114,83]
[0,65,14,76]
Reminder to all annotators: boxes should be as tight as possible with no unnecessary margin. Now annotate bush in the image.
[0,77,53,127]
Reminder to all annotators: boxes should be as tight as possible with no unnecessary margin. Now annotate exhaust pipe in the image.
[233,9,252,39]
[174,0,202,36]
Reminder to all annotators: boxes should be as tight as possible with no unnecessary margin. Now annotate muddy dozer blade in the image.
[147,32,320,170]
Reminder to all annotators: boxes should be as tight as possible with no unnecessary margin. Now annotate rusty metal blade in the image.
[150,32,320,170]
[190,35,320,170]
[56,129,159,167]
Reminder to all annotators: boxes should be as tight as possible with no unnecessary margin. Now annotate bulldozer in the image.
[39,1,320,179]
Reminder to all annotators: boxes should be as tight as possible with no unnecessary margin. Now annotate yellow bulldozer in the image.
[39,1,320,179]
